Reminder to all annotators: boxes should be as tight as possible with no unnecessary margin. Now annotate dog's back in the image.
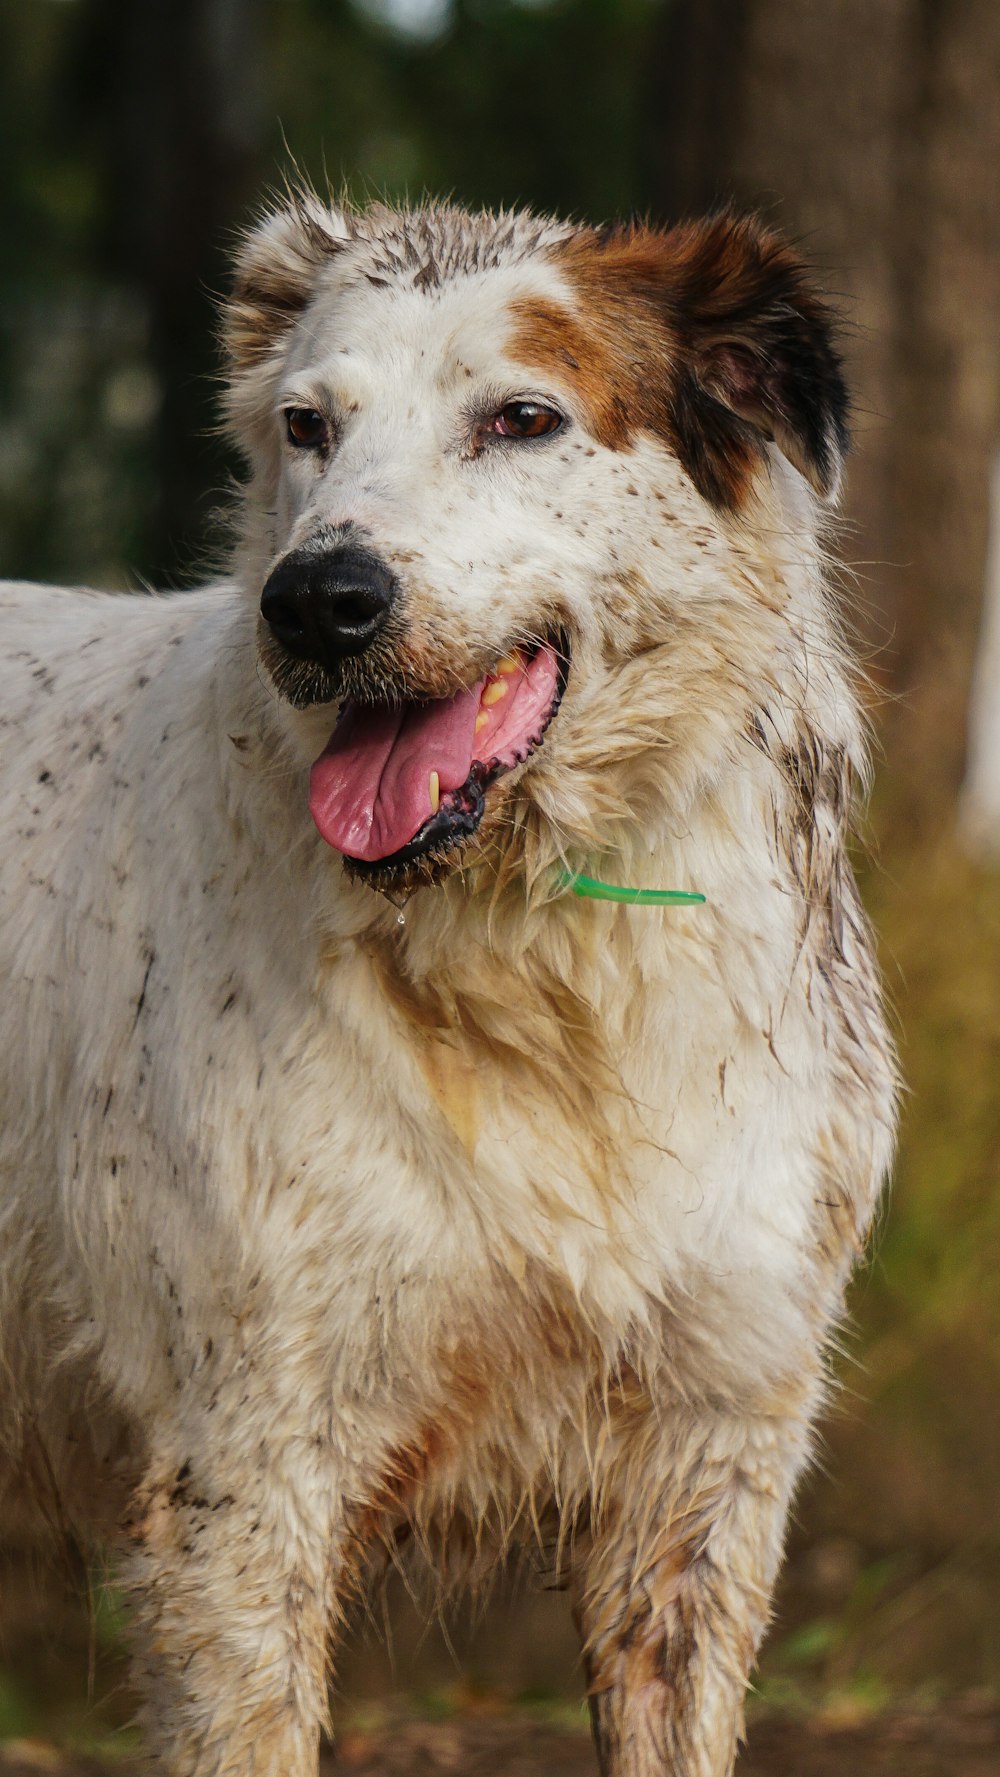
[0,584,231,1517]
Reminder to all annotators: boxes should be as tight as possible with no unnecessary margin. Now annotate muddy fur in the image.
[0,192,896,1775]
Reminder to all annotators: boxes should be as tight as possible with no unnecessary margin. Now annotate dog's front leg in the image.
[123,1429,340,1776]
[573,1387,811,1777]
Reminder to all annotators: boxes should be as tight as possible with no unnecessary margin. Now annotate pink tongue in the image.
[309,645,562,861]
[309,678,486,860]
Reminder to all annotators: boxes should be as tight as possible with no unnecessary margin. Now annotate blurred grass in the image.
[846,819,1000,1559]
[868,831,1000,1346]
[0,1675,34,1742]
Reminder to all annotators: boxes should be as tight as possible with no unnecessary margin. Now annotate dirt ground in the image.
[1,1700,998,1777]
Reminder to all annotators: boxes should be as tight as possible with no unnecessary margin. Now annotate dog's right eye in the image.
[285,408,329,450]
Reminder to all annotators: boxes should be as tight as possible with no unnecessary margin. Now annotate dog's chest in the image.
[261,930,829,1398]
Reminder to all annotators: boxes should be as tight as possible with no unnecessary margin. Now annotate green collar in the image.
[559,871,705,906]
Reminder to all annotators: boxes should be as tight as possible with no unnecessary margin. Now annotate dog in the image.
[0,192,897,1776]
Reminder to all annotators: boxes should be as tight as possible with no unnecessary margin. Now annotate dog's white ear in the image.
[222,193,351,373]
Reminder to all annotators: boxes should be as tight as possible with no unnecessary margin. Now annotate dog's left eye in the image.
[285,408,329,450]
[492,401,562,439]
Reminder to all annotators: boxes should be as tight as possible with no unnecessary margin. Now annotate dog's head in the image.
[222,193,848,898]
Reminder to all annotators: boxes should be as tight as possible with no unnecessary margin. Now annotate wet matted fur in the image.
[0,194,897,1776]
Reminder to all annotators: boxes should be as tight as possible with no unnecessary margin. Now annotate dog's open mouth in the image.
[308,640,567,880]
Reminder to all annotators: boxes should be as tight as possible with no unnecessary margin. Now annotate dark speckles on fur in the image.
[223,193,573,388]
[134,949,155,1026]
[748,704,891,1156]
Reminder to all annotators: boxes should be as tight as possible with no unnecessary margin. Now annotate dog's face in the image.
[223,196,848,896]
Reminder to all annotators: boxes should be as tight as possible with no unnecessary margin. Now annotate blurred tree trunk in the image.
[645,0,1000,806]
[76,0,264,583]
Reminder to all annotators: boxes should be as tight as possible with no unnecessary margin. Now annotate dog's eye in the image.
[492,401,562,439]
[285,408,329,450]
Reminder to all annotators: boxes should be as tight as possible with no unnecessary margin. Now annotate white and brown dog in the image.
[0,194,896,1775]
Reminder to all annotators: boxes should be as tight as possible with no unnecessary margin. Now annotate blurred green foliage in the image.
[277,0,661,217]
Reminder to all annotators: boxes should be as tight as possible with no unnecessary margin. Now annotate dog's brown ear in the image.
[551,214,848,509]
[661,214,849,508]
[222,194,349,373]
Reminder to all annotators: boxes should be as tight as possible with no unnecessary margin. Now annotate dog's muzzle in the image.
[260,545,398,672]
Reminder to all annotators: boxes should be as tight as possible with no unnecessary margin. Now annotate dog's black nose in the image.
[260,546,397,667]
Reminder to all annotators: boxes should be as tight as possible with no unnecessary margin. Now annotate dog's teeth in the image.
[475,712,489,734]
[428,770,440,814]
[496,652,520,676]
[482,680,508,707]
